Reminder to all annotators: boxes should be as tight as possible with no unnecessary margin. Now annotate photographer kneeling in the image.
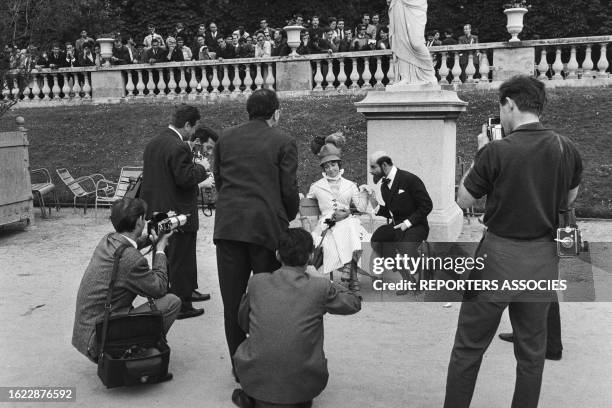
[72,197,180,375]
[232,228,361,408]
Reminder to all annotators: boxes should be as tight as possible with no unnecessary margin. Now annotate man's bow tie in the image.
[381,177,391,186]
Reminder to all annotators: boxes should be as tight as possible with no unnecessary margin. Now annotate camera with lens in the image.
[191,138,204,162]
[147,212,189,235]
[556,208,587,257]
[486,117,505,141]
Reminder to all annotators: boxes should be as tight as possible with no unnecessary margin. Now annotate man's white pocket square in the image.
[398,189,405,194]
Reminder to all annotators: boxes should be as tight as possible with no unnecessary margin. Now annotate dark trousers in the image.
[547,297,562,354]
[444,300,550,408]
[216,239,280,358]
[444,231,557,408]
[371,223,428,259]
[166,231,198,299]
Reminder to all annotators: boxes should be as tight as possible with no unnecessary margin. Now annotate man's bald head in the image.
[369,151,393,179]
[370,150,389,165]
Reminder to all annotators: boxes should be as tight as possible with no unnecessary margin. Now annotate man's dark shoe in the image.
[177,301,204,320]
[231,389,254,408]
[158,372,173,383]
[189,290,211,302]
[498,332,514,343]
[546,350,562,360]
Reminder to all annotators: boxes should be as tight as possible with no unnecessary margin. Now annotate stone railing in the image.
[1,35,610,105]
[428,35,611,85]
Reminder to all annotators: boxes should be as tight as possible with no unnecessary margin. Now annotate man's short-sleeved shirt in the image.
[464,122,582,239]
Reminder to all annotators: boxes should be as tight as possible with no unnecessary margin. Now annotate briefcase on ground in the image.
[95,245,170,388]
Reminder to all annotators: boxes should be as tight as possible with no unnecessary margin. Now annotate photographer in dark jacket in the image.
[141,105,211,320]
[444,75,582,408]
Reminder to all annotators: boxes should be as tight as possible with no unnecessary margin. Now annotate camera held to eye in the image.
[486,117,505,141]
[192,138,204,162]
[147,212,189,235]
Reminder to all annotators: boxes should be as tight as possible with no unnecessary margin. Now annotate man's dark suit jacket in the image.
[213,119,299,252]
[217,45,236,59]
[377,168,433,231]
[111,45,132,65]
[143,48,162,62]
[141,127,208,232]
[47,52,65,67]
[72,233,168,361]
[233,265,361,404]
[204,31,221,53]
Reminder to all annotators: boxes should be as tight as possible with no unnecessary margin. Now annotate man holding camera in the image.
[72,198,180,367]
[444,76,582,408]
[142,105,211,320]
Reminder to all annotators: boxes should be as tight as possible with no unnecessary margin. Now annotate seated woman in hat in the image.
[306,132,370,281]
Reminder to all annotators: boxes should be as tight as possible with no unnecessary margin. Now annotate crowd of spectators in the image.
[2,13,477,70]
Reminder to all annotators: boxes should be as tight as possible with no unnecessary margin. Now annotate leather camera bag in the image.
[95,245,170,388]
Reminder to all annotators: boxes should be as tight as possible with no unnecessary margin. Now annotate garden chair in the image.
[94,166,143,216]
[30,168,59,218]
[56,168,110,214]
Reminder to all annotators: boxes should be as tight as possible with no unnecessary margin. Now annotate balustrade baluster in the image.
[374,56,384,90]
[72,74,81,98]
[362,57,372,89]
[243,64,254,95]
[582,44,594,78]
[31,74,41,100]
[62,73,71,98]
[136,69,146,96]
[232,64,241,96]
[41,74,51,100]
[451,52,461,84]
[82,73,91,99]
[199,67,210,95]
[552,47,564,80]
[349,58,359,90]
[337,59,348,91]
[597,44,609,77]
[478,51,490,83]
[167,68,177,95]
[221,65,231,95]
[210,66,221,96]
[189,67,198,97]
[146,69,156,95]
[313,60,323,91]
[11,79,21,100]
[51,74,61,98]
[438,52,449,85]
[178,67,188,95]
[567,46,579,79]
[22,83,31,101]
[265,62,275,90]
[125,70,135,96]
[325,59,336,91]
[254,63,264,90]
[465,52,476,83]
[537,49,549,80]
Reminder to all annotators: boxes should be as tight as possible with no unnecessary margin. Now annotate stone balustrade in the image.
[1,35,610,106]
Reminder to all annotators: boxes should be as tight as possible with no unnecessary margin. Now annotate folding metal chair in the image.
[56,168,109,213]
[30,168,59,218]
[94,166,143,216]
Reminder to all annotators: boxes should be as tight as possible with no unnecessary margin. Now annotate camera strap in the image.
[98,243,131,360]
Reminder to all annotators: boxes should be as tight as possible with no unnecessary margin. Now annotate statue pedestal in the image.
[355,87,468,241]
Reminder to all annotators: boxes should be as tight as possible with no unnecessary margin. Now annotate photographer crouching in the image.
[444,76,583,408]
[72,197,179,380]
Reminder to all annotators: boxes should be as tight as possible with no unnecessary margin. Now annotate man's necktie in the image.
[381,177,391,203]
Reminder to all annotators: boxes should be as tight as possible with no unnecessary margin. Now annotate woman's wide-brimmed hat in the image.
[318,143,342,165]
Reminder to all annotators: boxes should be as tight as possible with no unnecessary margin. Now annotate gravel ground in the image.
[1,211,611,408]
